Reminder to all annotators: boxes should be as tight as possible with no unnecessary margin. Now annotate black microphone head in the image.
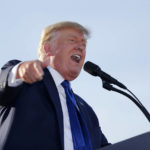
[83,61,101,76]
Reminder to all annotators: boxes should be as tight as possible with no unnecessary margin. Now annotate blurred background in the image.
[0,0,150,143]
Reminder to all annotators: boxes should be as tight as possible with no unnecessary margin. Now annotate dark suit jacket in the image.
[0,60,109,150]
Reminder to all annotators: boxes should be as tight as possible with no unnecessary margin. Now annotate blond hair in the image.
[38,21,90,59]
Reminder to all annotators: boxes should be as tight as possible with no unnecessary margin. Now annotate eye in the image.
[69,39,76,43]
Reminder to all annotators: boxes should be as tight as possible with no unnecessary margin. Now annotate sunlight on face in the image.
[49,28,87,81]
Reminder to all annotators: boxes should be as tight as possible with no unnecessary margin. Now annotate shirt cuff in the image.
[8,62,23,87]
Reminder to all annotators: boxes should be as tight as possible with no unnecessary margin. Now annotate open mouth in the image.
[71,54,81,63]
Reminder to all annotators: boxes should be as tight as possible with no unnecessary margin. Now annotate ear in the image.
[43,42,52,56]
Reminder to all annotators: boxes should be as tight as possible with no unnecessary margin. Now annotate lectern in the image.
[99,132,150,150]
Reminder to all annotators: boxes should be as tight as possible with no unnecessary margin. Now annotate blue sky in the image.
[0,0,150,143]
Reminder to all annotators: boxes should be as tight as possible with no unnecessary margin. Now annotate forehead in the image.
[57,28,87,40]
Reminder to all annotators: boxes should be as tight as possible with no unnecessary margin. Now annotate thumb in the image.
[41,57,50,69]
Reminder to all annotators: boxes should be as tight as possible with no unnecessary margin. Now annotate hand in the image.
[16,59,49,84]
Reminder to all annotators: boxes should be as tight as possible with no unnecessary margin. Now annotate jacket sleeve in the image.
[0,59,22,106]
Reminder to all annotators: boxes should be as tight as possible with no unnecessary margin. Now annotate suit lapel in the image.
[43,68,64,150]
[74,94,90,127]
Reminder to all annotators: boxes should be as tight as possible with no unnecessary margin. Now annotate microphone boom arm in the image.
[102,81,150,123]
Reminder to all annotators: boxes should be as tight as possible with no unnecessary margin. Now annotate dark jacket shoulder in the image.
[0,60,21,106]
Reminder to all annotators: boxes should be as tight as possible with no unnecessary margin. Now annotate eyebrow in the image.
[68,35,78,38]
[68,35,86,42]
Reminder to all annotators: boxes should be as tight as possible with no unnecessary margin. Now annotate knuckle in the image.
[33,61,40,68]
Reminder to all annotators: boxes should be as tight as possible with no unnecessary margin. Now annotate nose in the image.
[75,42,86,51]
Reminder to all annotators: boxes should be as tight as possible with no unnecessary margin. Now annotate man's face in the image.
[49,28,86,81]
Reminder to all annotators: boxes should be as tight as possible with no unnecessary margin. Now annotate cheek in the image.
[82,51,86,61]
[56,52,68,65]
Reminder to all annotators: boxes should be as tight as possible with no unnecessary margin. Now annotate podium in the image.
[99,132,150,150]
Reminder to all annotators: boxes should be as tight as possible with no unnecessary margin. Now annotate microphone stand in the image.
[102,81,150,123]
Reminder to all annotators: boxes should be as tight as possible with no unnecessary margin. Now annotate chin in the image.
[68,70,80,81]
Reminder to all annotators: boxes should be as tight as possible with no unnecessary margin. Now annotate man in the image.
[0,21,110,150]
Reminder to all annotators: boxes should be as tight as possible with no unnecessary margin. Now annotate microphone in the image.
[84,61,127,89]
[84,61,150,123]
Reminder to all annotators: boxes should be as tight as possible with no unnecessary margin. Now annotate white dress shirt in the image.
[8,65,74,150]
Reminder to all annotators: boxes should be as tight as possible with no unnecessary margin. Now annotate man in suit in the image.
[0,21,110,150]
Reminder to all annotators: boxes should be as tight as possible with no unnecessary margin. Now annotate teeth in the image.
[73,54,81,60]
[71,54,81,63]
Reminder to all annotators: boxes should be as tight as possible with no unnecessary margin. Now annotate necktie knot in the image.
[61,80,70,89]
[61,80,77,107]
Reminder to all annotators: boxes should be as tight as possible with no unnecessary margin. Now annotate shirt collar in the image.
[47,66,65,87]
